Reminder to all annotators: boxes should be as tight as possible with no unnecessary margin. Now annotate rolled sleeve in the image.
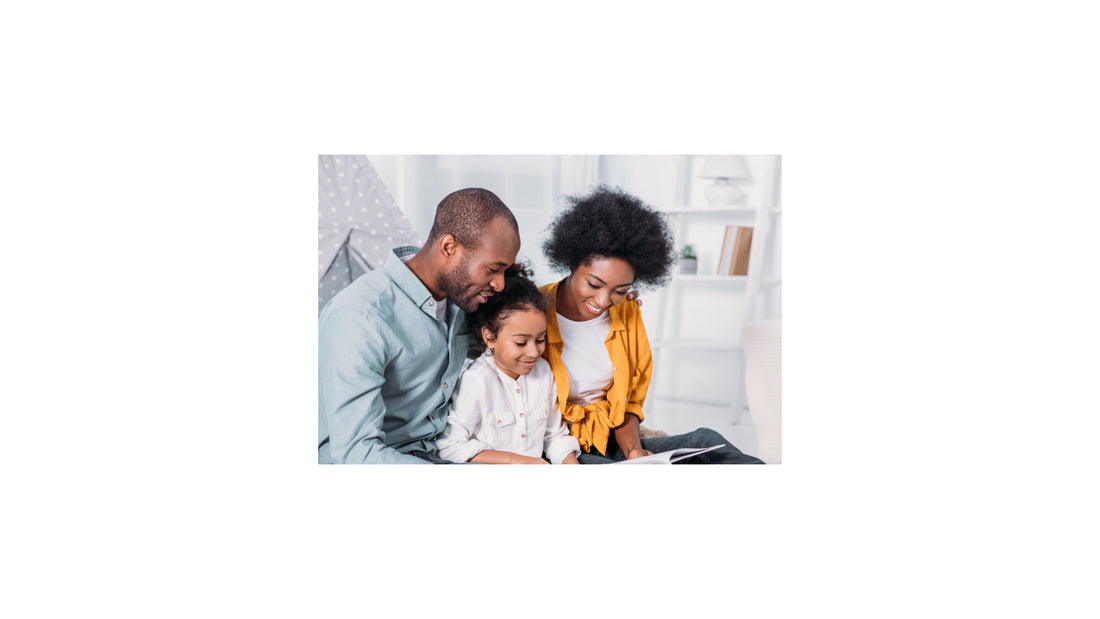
[320,306,427,464]
[543,378,581,464]
[626,302,653,420]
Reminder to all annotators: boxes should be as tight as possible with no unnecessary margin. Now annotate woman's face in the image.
[562,256,635,321]
[483,308,547,380]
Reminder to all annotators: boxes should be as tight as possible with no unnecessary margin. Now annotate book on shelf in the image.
[611,444,725,464]
[731,226,753,276]
[717,225,753,275]
[717,226,736,275]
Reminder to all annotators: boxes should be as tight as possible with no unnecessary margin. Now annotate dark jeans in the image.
[577,427,765,464]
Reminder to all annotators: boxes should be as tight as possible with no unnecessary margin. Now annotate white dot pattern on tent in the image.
[318,155,419,313]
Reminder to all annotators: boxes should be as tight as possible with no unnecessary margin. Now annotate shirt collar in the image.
[383,246,444,319]
[482,348,526,387]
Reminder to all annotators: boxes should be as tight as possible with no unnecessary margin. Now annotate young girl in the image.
[436,264,581,464]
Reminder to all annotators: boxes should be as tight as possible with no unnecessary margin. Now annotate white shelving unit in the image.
[646,156,782,447]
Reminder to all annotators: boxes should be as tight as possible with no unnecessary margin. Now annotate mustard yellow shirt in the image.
[539,280,653,455]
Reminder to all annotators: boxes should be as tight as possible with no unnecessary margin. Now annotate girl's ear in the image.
[480,326,495,345]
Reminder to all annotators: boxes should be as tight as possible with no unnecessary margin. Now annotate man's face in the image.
[439,217,521,312]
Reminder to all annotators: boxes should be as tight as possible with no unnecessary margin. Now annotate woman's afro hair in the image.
[542,185,676,288]
[467,261,548,352]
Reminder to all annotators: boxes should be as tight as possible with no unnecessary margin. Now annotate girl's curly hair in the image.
[467,261,548,352]
[542,185,675,288]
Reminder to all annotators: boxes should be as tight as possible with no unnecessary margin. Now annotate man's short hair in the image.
[427,188,518,249]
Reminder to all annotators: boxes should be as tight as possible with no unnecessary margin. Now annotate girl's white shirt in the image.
[437,349,581,464]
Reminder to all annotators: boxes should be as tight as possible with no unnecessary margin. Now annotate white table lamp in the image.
[699,156,752,205]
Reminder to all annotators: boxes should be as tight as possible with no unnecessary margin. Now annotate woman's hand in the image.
[625,447,654,460]
[626,290,642,307]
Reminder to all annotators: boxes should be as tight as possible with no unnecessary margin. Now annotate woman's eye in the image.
[613,289,627,296]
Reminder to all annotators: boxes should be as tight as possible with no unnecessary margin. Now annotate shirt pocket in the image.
[489,410,517,448]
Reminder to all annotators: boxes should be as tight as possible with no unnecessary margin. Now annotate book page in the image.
[612,444,725,464]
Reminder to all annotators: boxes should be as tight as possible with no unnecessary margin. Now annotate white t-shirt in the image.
[556,310,614,406]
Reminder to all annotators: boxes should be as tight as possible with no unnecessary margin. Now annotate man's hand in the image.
[626,447,655,460]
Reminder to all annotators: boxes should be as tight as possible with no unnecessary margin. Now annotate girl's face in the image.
[482,308,548,380]
[561,256,635,321]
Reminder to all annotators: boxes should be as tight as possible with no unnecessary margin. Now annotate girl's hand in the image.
[626,447,654,460]
[512,454,551,464]
[561,453,580,465]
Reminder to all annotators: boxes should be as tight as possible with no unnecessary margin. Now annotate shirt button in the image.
[443,383,448,389]
[429,300,435,306]
[516,388,521,394]
[521,434,526,438]
[497,420,502,425]
[519,413,524,417]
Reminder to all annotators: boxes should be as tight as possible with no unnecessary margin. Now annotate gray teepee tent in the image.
[318,155,419,313]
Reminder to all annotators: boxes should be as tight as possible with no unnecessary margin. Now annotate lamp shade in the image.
[699,155,752,181]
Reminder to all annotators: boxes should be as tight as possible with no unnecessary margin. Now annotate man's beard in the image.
[437,255,481,313]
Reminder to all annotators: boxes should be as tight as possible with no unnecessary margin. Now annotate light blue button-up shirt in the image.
[318,246,471,464]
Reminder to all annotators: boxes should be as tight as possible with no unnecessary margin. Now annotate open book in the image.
[612,444,725,464]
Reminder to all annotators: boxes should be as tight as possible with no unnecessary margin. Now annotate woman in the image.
[539,185,763,464]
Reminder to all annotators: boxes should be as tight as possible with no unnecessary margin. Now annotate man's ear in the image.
[438,233,460,260]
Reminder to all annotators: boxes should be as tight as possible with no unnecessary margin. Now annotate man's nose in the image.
[490,272,505,292]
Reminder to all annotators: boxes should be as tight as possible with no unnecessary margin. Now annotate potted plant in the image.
[679,244,698,274]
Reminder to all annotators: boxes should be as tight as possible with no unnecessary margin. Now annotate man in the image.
[318,188,521,463]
